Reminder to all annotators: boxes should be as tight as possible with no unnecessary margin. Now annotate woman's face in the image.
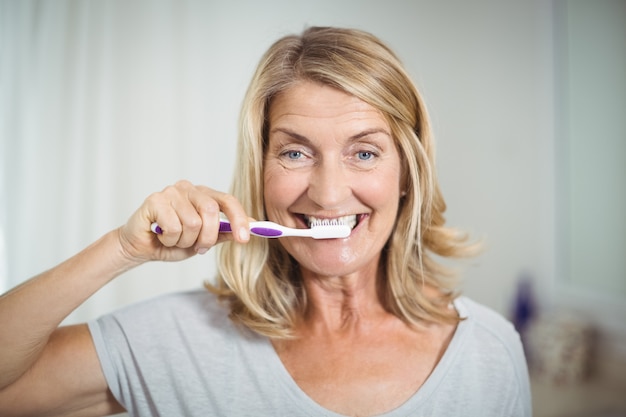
[263,81,402,278]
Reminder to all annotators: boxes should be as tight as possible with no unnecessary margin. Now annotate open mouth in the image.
[301,214,361,230]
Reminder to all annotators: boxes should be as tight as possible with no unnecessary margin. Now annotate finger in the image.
[186,187,249,248]
[137,188,180,247]
[169,197,205,249]
[152,182,252,255]
[185,190,222,253]
[209,192,251,243]
[149,203,184,248]
[148,182,198,248]
[213,216,257,245]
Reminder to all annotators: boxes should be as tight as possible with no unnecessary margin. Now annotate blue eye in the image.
[285,151,303,160]
[357,151,374,161]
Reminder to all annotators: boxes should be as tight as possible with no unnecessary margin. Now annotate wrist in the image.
[105,228,146,274]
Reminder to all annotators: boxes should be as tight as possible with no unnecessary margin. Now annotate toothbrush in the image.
[150,219,351,239]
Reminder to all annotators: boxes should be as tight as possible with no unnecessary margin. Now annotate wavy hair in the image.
[207,27,476,338]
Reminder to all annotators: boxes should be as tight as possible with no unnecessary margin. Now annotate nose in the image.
[307,159,351,209]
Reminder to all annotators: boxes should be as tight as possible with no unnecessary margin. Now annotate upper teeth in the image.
[307,215,357,229]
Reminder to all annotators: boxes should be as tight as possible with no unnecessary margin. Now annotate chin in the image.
[293,246,381,279]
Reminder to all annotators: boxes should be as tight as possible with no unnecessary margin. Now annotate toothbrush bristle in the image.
[310,224,351,239]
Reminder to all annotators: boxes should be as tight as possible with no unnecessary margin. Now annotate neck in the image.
[298,268,388,335]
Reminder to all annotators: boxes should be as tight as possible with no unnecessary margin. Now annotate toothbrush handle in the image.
[151,220,288,238]
[219,221,233,233]
[151,221,230,235]
[220,220,284,238]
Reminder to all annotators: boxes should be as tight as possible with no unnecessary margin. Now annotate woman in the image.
[0,27,531,416]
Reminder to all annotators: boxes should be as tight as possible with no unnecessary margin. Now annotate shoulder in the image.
[453,296,526,366]
[88,289,242,349]
[101,289,226,321]
[456,296,518,341]
[87,290,276,415]
[447,296,532,415]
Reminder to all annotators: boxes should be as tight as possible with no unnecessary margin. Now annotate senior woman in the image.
[0,27,531,416]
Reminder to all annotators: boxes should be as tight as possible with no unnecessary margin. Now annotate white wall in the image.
[1,0,556,323]
[560,0,626,300]
[552,0,626,368]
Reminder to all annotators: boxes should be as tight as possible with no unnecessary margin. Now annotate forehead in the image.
[268,81,388,130]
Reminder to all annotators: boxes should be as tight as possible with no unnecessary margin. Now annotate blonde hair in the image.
[208,27,476,338]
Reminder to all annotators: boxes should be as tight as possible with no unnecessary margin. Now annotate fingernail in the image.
[196,247,209,255]
[239,226,250,241]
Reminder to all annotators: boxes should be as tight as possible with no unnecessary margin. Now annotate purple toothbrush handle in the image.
[250,227,283,237]
[153,221,242,236]
[219,221,232,232]
[219,221,283,237]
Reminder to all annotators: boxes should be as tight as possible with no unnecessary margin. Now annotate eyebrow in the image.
[270,127,391,145]
[270,128,312,145]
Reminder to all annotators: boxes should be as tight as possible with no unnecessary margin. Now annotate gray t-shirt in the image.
[88,290,531,416]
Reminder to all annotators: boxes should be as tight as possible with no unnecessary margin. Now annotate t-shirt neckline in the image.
[260,297,472,417]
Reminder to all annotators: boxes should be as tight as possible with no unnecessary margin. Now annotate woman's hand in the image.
[0,180,251,414]
[117,180,251,263]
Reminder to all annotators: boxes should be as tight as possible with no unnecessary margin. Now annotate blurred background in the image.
[1,0,624,416]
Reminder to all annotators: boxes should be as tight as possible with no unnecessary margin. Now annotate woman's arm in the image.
[0,324,125,417]
[0,180,250,416]
[0,230,135,416]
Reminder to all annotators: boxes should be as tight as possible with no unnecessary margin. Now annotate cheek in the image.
[263,165,305,214]
[357,167,402,207]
